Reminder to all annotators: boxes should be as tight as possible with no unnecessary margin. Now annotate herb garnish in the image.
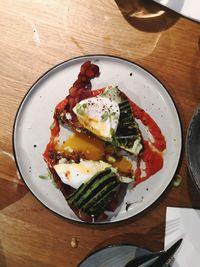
[76,103,87,115]
[101,112,109,122]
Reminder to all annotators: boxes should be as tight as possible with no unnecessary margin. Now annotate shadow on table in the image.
[0,179,28,211]
[190,39,200,103]
[93,227,164,252]
[0,241,7,267]
[0,149,28,211]
[115,0,180,32]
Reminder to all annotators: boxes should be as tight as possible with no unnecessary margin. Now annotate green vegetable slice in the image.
[66,168,122,216]
[101,87,142,155]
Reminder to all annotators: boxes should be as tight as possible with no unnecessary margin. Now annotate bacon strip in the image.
[54,61,99,125]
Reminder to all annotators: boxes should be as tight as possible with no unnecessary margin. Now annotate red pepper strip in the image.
[130,102,166,152]
[134,141,164,186]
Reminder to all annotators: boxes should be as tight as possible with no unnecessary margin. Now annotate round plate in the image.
[13,55,182,223]
[78,244,151,267]
[186,105,200,192]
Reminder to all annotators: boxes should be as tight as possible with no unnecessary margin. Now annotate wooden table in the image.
[1,0,200,266]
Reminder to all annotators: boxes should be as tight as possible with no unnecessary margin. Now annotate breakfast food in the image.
[43,60,166,222]
[72,86,143,155]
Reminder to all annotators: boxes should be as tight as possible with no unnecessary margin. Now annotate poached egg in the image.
[54,160,112,189]
[73,96,120,141]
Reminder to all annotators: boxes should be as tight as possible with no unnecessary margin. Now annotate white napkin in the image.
[165,207,200,266]
[152,0,200,23]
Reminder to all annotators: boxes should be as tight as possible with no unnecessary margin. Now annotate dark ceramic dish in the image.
[186,105,200,192]
[77,244,151,267]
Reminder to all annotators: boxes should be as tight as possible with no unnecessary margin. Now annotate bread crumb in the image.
[70,237,78,248]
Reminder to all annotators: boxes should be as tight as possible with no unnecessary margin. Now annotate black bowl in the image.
[186,105,200,193]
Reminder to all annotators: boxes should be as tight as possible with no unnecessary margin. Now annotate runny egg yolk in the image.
[57,132,132,175]
[59,132,104,161]
[112,157,133,175]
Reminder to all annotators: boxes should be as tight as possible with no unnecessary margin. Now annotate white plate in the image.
[13,55,182,224]
[153,0,200,23]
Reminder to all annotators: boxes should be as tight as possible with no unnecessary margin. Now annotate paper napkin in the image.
[165,207,200,266]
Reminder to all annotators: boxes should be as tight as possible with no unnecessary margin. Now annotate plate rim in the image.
[12,54,182,224]
[77,243,152,267]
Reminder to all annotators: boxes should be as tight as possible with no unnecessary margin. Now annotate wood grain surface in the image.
[0,0,200,266]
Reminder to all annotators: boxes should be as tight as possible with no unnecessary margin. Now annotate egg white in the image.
[54,160,112,189]
[73,96,120,141]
